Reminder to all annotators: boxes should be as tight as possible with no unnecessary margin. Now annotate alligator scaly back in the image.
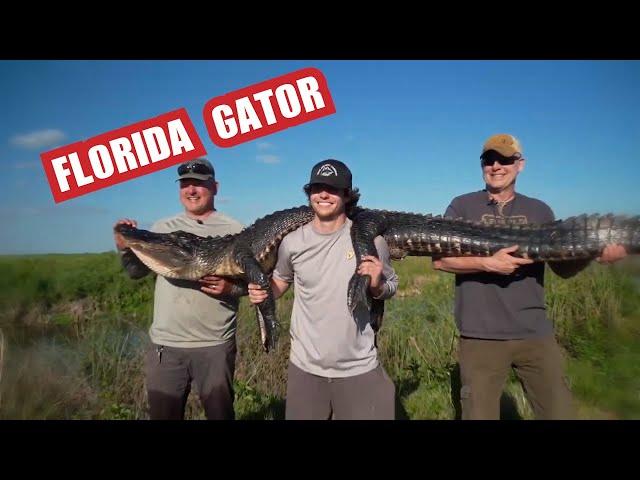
[116,206,640,351]
[237,205,315,271]
[115,205,316,353]
[230,206,315,351]
[380,212,640,260]
[346,209,640,321]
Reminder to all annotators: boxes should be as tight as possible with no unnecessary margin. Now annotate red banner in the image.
[40,108,207,203]
[203,67,336,148]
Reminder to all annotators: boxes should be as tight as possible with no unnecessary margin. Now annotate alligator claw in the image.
[347,272,372,313]
[370,298,385,333]
[256,307,278,353]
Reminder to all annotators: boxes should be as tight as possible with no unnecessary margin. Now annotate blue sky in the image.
[1,60,639,254]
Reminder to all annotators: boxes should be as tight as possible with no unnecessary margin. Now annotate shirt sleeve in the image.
[540,202,555,223]
[444,197,461,219]
[232,220,246,234]
[372,236,399,300]
[272,236,294,283]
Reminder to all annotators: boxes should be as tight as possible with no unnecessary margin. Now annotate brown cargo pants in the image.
[458,335,576,420]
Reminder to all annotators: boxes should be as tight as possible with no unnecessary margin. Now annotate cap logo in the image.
[317,164,338,177]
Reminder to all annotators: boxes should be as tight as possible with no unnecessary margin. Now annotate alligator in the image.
[114,206,640,352]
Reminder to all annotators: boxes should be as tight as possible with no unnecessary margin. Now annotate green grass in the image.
[0,253,638,419]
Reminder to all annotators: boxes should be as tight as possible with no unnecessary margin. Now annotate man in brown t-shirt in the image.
[433,133,628,420]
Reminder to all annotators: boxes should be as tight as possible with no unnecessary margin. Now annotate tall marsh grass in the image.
[0,253,638,419]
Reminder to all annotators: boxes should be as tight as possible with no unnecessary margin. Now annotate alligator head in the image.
[114,224,234,280]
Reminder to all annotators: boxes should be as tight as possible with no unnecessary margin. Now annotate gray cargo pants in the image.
[285,362,396,420]
[144,340,237,420]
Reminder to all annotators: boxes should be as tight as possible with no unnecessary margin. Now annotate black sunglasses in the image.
[178,162,213,176]
[481,155,520,168]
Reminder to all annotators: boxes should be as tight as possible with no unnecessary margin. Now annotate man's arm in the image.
[120,248,151,280]
[433,198,538,276]
[358,236,399,300]
[433,245,534,275]
[114,218,151,280]
[199,276,249,298]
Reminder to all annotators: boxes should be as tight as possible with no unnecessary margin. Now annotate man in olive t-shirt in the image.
[114,158,245,420]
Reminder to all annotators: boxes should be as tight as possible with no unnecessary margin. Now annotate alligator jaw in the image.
[127,242,202,279]
[116,225,210,280]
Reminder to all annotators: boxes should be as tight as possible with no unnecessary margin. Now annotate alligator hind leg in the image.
[236,247,279,353]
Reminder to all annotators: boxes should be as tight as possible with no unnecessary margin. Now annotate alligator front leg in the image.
[236,246,279,353]
[347,209,388,314]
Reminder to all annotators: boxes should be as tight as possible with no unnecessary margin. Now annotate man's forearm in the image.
[120,248,151,280]
[270,277,291,300]
[432,256,488,274]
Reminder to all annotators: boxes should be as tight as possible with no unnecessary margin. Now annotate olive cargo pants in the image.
[458,335,575,420]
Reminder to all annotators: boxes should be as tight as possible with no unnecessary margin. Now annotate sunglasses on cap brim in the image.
[178,162,213,176]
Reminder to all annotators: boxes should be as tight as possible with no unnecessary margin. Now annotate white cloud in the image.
[257,142,275,151]
[256,154,281,164]
[10,129,66,149]
[14,161,39,169]
[216,196,231,204]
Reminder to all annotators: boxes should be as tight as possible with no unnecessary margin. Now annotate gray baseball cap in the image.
[176,158,215,181]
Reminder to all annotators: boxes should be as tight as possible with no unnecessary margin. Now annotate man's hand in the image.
[596,244,627,265]
[482,245,534,275]
[247,283,268,305]
[114,218,137,251]
[199,275,233,297]
[357,255,384,296]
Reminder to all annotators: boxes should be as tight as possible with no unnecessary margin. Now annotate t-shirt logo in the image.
[346,250,355,260]
[317,164,338,177]
[481,214,528,225]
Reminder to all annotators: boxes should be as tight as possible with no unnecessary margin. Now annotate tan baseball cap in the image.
[480,134,523,159]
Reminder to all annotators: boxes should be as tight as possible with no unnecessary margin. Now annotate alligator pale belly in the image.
[128,246,189,278]
[214,255,246,277]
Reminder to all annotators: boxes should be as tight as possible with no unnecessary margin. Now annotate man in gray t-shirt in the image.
[433,134,628,420]
[249,159,399,420]
[114,158,245,420]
